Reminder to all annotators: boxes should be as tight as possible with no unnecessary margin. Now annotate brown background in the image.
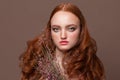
[0,0,120,80]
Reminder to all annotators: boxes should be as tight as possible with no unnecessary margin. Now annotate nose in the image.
[60,30,67,39]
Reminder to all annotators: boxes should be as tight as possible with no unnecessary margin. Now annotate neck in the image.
[55,48,64,59]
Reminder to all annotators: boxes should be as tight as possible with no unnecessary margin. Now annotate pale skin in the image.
[50,11,81,79]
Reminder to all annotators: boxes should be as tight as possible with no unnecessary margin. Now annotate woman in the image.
[19,3,105,80]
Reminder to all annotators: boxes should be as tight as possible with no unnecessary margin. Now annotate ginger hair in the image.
[19,3,105,80]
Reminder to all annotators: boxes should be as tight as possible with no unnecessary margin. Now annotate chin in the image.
[58,47,71,52]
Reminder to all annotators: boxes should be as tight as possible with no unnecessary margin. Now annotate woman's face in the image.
[51,11,80,52]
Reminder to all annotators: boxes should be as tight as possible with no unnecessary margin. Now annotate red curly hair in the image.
[19,3,105,80]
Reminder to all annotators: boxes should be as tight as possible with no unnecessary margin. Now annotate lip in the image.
[59,41,69,45]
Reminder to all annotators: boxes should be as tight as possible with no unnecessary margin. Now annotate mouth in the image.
[59,41,69,45]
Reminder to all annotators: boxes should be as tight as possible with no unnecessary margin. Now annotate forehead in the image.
[50,11,80,26]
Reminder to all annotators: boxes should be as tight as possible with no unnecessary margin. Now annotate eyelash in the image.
[52,28,60,32]
[68,27,76,32]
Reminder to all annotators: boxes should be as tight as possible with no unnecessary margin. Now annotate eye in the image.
[51,27,60,32]
[68,27,76,32]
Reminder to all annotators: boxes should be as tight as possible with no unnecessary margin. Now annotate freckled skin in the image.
[51,11,80,52]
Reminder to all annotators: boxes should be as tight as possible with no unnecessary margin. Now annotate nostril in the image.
[61,34,67,39]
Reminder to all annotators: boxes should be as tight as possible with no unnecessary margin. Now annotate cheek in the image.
[69,32,79,41]
[51,33,58,39]
[51,32,59,43]
[68,32,80,47]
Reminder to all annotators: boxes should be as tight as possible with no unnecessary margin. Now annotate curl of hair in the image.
[19,3,105,80]
[19,31,55,80]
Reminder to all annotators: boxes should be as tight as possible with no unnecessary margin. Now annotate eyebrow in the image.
[66,24,78,28]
